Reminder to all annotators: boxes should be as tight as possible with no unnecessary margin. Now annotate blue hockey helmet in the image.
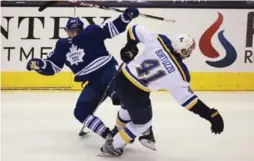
[66,17,84,30]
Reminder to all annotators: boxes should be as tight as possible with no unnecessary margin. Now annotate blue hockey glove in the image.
[26,58,46,71]
[123,7,140,22]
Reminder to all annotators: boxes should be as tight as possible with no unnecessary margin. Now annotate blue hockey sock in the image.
[83,115,110,139]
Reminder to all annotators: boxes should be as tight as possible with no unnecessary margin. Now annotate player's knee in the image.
[132,105,152,125]
[74,103,93,123]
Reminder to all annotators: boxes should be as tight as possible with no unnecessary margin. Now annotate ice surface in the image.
[1,91,254,161]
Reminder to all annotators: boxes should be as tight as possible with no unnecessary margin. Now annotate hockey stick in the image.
[38,0,175,23]
[38,1,58,11]
[78,62,125,136]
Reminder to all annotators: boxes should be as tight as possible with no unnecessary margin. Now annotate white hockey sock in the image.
[113,120,152,148]
[84,115,108,138]
[116,107,131,129]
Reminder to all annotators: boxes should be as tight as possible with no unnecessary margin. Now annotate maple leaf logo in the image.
[66,44,85,65]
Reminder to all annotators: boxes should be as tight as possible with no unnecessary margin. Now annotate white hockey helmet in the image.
[172,34,196,59]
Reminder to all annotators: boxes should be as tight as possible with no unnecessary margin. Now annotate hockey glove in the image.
[122,7,140,22]
[208,109,224,134]
[120,46,139,63]
[26,58,46,71]
[189,100,224,134]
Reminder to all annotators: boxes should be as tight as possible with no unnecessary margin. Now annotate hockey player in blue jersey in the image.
[26,7,140,139]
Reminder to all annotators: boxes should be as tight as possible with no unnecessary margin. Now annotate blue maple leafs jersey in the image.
[38,15,130,82]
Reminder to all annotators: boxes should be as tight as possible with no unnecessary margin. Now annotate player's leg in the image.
[101,64,132,134]
[106,65,156,146]
[109,73,156,149]
[74,63,121,139]
[74,83,110,139]
[112,104,156,148]
[113,93,153,149]
[100,71,153,156]
[114,105,131,131]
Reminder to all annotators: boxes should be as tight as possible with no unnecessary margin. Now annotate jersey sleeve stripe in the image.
[122,66,151,92]
[112,22,120,36]
[107,23,113,38]
[157,36,187,82]
[75,56,112,76]
[45,60,61,74]
[182,95,198,110]
[128,25,139,41]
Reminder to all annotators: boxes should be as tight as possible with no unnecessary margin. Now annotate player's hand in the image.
[120,46,139,63]
[26,58,46,71]
[209,109,224,134]
[123,7,140,21]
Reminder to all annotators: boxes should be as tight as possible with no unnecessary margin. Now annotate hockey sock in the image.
[113,126,136,149]
[116,107,131,129]
[83,115,110,139]
[116,112,130,129]
[113,121,151,149]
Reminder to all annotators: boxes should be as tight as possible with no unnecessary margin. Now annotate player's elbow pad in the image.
[188,99,214,121]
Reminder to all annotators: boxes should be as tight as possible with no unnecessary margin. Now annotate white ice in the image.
[1,91,254,161]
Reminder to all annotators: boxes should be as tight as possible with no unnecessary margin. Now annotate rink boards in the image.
[1,6,254,90]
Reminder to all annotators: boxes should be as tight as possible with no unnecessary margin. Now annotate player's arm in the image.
[167,82,224,134]
[26,39,66,76]
[127,24,155,44]
[98,7,139,39]
[120,25,155,63]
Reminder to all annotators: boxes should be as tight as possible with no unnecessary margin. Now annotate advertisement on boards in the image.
[1,8,253,73]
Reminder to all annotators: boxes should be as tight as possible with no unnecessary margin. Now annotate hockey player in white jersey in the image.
[100,25,224,156]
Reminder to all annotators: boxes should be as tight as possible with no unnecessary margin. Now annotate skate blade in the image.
[79,131,90,137]
[97,152,120,157]
[139,139,156,151]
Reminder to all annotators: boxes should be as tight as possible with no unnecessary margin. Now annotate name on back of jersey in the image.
[66,44,85,65]
[155,49,175,74]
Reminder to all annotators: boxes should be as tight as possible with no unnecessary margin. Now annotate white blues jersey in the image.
[122,25,198,110]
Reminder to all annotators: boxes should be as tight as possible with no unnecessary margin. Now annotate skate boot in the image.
[99,132,123,157]
[139,126,156,151]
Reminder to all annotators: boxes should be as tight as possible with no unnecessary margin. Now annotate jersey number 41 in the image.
[136,59,166,85]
